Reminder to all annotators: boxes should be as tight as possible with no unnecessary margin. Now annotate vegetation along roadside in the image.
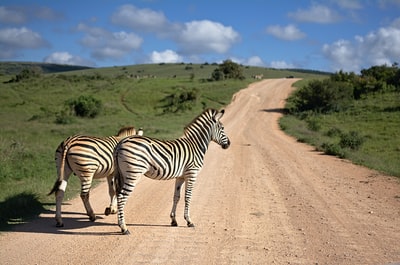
[280,64,400,177]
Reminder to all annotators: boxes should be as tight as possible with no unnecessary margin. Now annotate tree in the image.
[289,79,353,113]
[211,60,245,81]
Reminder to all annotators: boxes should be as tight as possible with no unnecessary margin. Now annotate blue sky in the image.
[1,0,400,73]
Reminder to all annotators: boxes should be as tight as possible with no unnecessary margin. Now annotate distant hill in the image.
[0,62,93,75]
[0,61,331,78]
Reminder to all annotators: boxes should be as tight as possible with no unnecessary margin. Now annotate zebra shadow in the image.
[260,108,287,114]
[4,209,175,236]
[0,192,50,232]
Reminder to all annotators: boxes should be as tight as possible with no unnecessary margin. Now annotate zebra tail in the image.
[48,142,68,196]
[113,151,123,194]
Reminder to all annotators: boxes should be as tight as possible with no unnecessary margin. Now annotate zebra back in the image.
[54,127,139,183]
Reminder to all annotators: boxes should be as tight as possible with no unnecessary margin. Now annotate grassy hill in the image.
[0,61,92,75]
[0,61,329,230]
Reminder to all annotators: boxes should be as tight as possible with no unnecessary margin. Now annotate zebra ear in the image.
[214,109,225,121]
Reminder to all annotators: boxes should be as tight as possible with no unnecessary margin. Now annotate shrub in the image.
[66,95,102,118]
[211,60,245,81]
[159,88,199,113]
[55,110,75,124]
[306,117,321,131]
[326,127,342,137]
[321,142,346,158]
[339,131,365,150]
[289,79,353,113]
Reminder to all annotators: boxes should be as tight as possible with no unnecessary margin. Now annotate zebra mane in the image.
[184,108,216,132]
[116,126,136,137]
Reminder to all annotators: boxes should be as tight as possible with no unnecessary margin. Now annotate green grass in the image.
[0,62,328,230]
[280,83,400,177]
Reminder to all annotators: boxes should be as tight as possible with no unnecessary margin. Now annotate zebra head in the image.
[211,109,230,149]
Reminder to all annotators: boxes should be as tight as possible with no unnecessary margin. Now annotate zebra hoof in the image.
[187,222,195,228]
[122,229,131,235]
[56,222,64,228]
[89,215,96,222]
[104,207,111,216]
[171,220,178,227]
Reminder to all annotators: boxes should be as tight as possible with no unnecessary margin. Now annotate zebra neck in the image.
[184,123,212,155]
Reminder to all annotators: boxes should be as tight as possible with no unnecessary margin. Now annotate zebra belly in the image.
[143,162,184,180]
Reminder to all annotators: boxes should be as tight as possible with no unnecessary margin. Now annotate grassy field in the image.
[280,80,400,177]
[0,62,327,230]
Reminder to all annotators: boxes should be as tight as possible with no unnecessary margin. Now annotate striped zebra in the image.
[48,126,143,227]
[114,108,230,235]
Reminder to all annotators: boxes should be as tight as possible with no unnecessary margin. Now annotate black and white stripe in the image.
[114,108,230,234]
[48,126,142,227]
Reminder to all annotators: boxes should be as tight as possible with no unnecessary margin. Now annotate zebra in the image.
[48,126,143,227]
[114,108,230,235]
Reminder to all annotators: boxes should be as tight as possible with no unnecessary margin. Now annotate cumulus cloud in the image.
[245,56,265,66]
[288,4,341,23]
[111,5,239,57]
[44,51,94,66]
[149,49,183,63]
[0,6,25,24]
[335,0,363,10]
[0,27,49,59]
[0,5,63,25]
[323,20,400,72]
[266,24,306,41]
[77,23,142,61]
[270,60,295,69]
[111,4,168,33]
[177,20,240,54]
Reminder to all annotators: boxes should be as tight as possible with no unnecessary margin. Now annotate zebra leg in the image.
[105,176,117,215]
[184,176,196,227]
[117,175,141,235]
[170,177,185,226]
[80,176,96,222]
[80,192,96,222]
[55,180,68,227]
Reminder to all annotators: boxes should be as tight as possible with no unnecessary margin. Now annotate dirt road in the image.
[1,79,399,265]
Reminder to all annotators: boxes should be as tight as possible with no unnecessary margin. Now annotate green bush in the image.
[55,110,75,124]
[321,142,346,158]
[326,127,342,137]
[288,79,353,113]
[306,117,321,131]
[211,60,245,81]
[66,95,102,118]
[159,88,199,113]
[339,131,365,150]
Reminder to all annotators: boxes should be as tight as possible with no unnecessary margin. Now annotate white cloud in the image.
[336,0,363,10]
[0,27,47,48]
[44,52,94,66]
[149,50,183,63]
[323,40,360,72]
[0,27,48,59]
[266,24,306,41]
[0,6,25,24]
[244,56,265,66]
[378,0,400,8]
[77,23,142,60]
[110,5,240,57]
[288,4,341,23]
[111,4,168,32]
[177,20,240,54]
[323,20,400,72]
[270,61,295,69]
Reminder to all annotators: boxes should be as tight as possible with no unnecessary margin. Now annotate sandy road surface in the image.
[1,79,399,265]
